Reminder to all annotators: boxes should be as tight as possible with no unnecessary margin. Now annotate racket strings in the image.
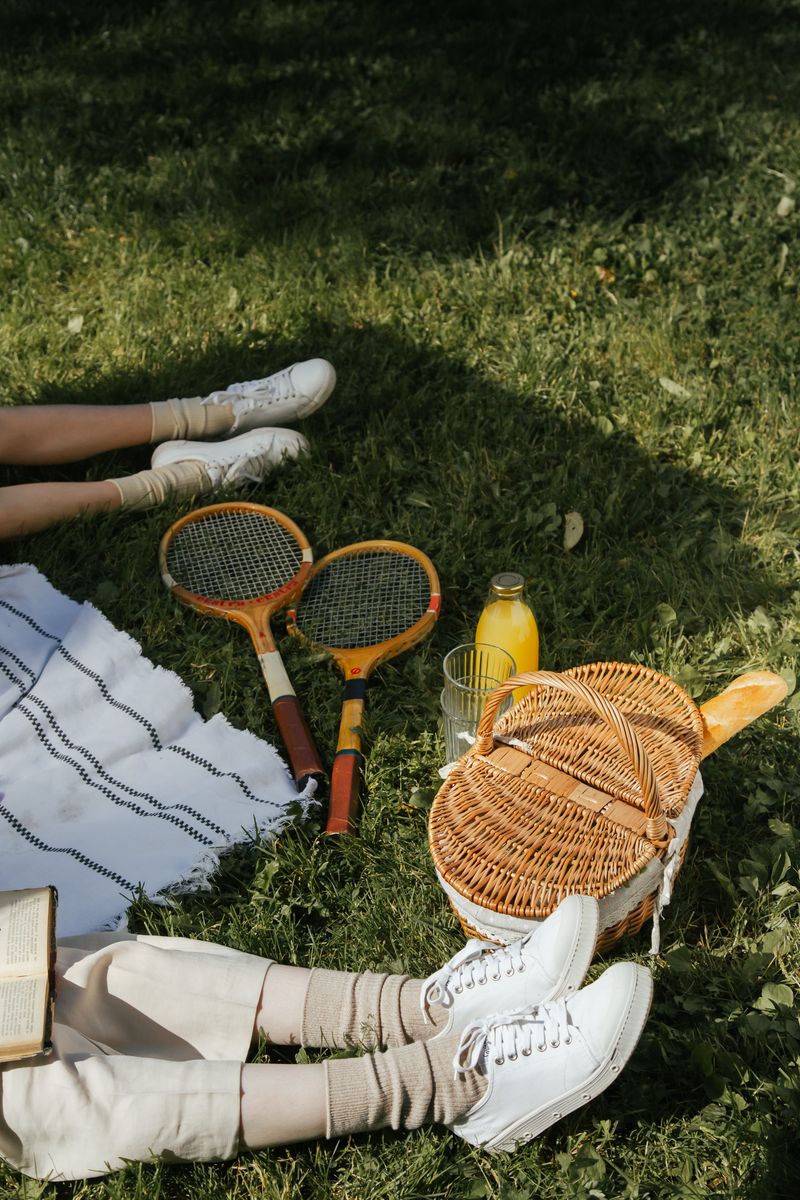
[166,509,303,601]
[296,551,431,648]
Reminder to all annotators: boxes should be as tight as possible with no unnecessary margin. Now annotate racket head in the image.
[287,539,441,678]
[159,502,313,629]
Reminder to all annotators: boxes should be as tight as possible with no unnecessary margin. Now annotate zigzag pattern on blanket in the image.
[0,564,316,936]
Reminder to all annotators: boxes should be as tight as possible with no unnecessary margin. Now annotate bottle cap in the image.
[490,572,525,597]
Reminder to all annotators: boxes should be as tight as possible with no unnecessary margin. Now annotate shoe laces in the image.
[203,367,297,413]
[206,444,275,487]
[453,998,571,1079]
[420,938,529,1023]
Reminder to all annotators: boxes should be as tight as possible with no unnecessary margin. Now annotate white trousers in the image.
[0,934,272,1180]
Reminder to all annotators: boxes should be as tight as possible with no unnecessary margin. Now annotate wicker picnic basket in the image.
[429,662,705,954]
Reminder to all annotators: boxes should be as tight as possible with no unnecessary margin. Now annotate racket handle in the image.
[272,696,326,789]
[326,684,365,835]
[327,751,362,835]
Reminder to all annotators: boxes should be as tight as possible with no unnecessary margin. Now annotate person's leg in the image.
[57,897,600,1062]
[0,404,153,465]
[256,961,446,1049]
[55,934,274,1063]
[0,1028,246,1180]
[0,427,308,539]
[0,965,650,1178]
[7,937,468,1177]
[240,1061,329,1148]
[274,894,599,1051]
[243,962,653,1153]
[0,480,122,539]
[239,1036,479,1150]
[0,1032,477,1178]
[0,359,335,468]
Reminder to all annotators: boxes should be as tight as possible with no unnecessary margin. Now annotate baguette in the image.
[699,671,789,759]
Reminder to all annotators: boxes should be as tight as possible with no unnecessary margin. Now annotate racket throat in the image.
[257,648,295,699]
[336,681,367,753]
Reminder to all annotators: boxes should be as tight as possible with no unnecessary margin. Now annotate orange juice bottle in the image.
[475,573,539,703]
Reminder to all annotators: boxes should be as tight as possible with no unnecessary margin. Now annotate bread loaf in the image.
[699,671,788,759]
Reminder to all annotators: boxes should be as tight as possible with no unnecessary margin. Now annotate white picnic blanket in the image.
[0,563,316,936]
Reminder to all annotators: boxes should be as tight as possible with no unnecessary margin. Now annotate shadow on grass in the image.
[2,0,798,255]
[3,316,790,665]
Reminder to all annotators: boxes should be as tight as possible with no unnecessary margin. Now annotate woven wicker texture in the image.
[429,662,704,950]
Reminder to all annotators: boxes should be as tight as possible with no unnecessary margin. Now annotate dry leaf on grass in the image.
[563,510,584,551]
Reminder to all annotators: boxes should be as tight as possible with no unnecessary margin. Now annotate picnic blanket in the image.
[0,563,316,936]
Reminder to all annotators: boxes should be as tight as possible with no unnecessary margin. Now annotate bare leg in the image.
[240,1062,328,1148]
[0,405,152,465]
[0,480,121,539]
[253,964,313,1046]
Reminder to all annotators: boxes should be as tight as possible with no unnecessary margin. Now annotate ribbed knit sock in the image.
[110,461,212,512]
[325,1035,487,1137]
[301,968,447,1051]
[149,396,234,443]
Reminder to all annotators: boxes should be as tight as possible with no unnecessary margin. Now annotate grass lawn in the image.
[1,0,799,1195]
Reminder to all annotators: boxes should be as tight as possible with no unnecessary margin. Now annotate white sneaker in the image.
[151,427,309,488]
[202,358,336,434]
[421,895,599,1039]
[448,961,653,1152]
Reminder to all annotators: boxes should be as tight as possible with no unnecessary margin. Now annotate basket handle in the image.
[472,670,670,847]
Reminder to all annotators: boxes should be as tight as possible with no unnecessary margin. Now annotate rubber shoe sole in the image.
[485,964,653,1153]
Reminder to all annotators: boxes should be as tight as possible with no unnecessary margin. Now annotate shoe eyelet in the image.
[494,1056,505,1066]
[492,973,501,982]
[518,964,525,973]
[508,1053,517,1061]
[611,1064,619,1072]
[478,977,486,985]
[537,1043,546,1053]
[582,1093,591,1100]
[553,1111,561,1120]
[522,1048,532,1056]
[564,1036,572,1045]
[454,985,463,995]
[505,968,514,976]
[465,981,474,990]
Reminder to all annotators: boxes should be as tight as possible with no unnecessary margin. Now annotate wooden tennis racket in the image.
[287,540,441,834]
[159,501,324,790]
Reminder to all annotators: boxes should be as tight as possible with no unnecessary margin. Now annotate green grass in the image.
[1,0,799,1196]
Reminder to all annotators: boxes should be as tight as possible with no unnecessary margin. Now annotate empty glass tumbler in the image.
[440,642,516,765]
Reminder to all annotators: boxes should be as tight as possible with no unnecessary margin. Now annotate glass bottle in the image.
[475,573,539,703]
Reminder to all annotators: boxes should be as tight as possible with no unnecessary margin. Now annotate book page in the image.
[0,889,51,979]
[0,975,47,1047]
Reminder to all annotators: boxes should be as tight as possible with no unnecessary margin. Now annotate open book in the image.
[0,887,57,1063]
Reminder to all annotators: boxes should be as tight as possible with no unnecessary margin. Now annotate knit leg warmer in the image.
[325,1035,486,1137]
[110,461,212,512]
[301,968,445,1051]
[149,396,234,443]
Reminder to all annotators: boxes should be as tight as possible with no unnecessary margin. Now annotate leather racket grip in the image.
[326,751,362,835]
[272,696,325,788]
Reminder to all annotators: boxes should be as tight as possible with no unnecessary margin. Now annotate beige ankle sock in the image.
[110,461,212,512]
[325,1035,486,1137]
[301,968,446,1051]
[149,396,234,443]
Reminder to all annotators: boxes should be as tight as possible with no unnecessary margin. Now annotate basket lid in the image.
[493,662,702,818]
[429,662,703,916]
